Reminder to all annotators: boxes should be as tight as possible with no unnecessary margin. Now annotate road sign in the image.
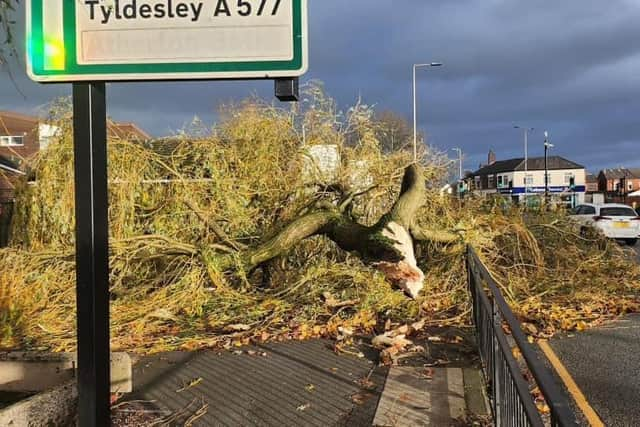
[27,0,308,82]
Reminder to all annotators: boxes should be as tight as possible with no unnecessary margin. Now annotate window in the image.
[582,206,596,215]
[564,172,574,184]
[600,207,636,217]
[524,174,534,185]
[475,176,481,190]
[488,175,495,188]
[0,136,24,146]
[497,175,503,187]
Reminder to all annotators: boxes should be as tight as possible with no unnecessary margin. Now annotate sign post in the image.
[27,1,309,425]
[72,82,110,427]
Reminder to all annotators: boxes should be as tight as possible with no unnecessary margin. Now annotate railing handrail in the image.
[467,245,578,426]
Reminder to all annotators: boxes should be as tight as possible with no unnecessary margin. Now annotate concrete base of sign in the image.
[0,352,132,393]
[0,380,77,427]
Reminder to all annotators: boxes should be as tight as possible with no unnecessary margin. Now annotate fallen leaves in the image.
[176,377,202,393]
[296,403,311,412]
[356,377,376,390]
[372,320,429,365]
[416,367,434,380]
[351,391,374,405]
[223,324,252,332]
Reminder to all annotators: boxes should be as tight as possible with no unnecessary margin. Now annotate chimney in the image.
[488,150,496,165]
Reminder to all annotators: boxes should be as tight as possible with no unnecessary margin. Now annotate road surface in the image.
[545,315,640,426]
[539,242,640,426]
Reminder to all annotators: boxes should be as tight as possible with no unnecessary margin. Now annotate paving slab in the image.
[120,339,387,426]
[372,367,465,427]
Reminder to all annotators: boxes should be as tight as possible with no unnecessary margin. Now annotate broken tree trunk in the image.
[230,163,459,298]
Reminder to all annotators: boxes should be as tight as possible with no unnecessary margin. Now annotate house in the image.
[597,168,640,205]
[0,111,56,168]
[0,111,56,202]
[585,173,599,193]
[1,110,150,202]
[597,168,640,194]
[466,151,586,206]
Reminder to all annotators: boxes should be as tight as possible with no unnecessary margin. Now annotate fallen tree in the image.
[1,87,638,354]
[230,163,458,298]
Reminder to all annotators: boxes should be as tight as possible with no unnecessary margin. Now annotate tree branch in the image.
[410,227,461,244]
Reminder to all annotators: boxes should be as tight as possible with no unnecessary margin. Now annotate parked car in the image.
[569,203,640,245]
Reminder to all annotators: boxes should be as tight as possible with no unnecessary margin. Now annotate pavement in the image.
[114,334,489,426]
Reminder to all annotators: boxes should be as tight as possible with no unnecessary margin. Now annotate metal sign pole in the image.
[72,82,111,427]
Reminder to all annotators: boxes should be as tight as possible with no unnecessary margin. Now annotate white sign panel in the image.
[27,0,308,82]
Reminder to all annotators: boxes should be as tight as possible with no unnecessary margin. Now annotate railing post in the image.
[492,300,502,426]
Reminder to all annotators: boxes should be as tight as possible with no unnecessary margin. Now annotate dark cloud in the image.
[1,0,639,172]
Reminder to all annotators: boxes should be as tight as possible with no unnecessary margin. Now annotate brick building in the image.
[597,168,640,205]
[0,111,51,203]
[585,173,599,193]
[1,111,151,201]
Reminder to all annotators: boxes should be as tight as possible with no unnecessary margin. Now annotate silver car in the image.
[570,203,640,245]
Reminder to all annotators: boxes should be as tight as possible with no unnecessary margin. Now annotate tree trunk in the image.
[220,164,457,298]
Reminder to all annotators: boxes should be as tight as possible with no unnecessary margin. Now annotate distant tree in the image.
[374,111,415,154]
[0,0,18,66]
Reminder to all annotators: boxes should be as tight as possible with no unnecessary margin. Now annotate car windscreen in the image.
[600,207,638,217]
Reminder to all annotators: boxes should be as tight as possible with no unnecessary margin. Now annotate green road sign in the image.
[27,0,308,82]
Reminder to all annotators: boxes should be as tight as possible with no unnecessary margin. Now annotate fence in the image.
[467,246,578,427]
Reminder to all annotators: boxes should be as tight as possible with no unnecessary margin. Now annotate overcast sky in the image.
[2,0,639,172]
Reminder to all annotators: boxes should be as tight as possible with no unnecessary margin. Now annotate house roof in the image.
[628,168,640,178]
[107,121,151,141]
[0,110,39,124]
[0,155,24,175]
[472,158,525,176]
[599,168,637,180]
[471,156,584,176]
[586,173,598,183]
[0,110,40,136]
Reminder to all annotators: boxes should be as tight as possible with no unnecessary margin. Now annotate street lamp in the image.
[544,131,554,206]
[514,125,534,196]
[451,147,463,180]
[413,62,443,162]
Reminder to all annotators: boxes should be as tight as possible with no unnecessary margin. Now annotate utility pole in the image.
[543,131,554,207]
[514,125,534,197]
[452,147,463,180]
[412,62,443,162]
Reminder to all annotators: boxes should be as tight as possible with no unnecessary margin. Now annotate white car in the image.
[570,203,640,245]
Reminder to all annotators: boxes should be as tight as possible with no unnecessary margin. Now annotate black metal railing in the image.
[467,246,578,427]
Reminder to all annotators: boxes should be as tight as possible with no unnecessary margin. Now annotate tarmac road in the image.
[546,315,640,426]
[633,241,640,263]
[540,241,640,426]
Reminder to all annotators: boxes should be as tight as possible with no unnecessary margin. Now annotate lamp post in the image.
[514,125,534,197]
[544,131,554,206]
[451,147,463,180]
[413,62,443,162]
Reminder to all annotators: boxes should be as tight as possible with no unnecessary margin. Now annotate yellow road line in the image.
[538,340,605,427]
